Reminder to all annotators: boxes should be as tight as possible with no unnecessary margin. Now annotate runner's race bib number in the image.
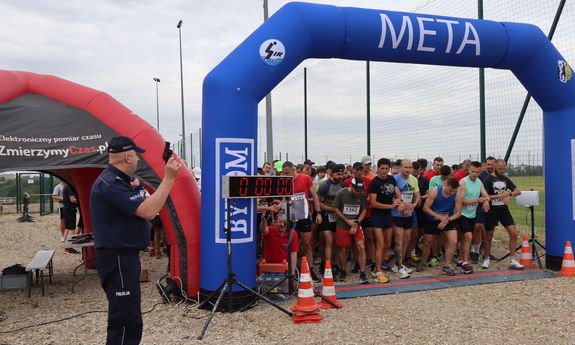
[343,204,360,216]
[328,212,337,223]
[291,192,309,220]
[401,193,413,204]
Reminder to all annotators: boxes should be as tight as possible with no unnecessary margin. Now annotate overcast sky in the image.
[0,1,422,152]
[1,1,571,167]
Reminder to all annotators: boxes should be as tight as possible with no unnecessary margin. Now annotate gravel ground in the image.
[1,213,574,345]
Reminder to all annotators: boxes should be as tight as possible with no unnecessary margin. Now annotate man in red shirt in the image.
[453,159,471,180]
[260,214,298,275]
[282,161,322,282]
[423,157,444,181]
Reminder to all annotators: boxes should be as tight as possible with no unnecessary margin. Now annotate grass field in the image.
[501,175,545,243]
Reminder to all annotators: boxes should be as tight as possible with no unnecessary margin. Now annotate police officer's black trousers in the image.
[96,252,143,345]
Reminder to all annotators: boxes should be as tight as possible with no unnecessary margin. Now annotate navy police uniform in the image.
[90,138,149,345]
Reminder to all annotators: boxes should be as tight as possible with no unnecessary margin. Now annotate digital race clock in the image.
[222,175,294,198]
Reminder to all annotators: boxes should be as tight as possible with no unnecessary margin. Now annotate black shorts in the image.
[319,216,336,232]
[371,212,393,229]
[486,207,515,231]
[64,208,77,230]
[77,215,83,229]
[458,216,475,233]
[475,204,485,224]
[415,208,426,228]
[295,218,313,233]
[58,208,65,219]
[392,216,413,229]
[424,219,458,235]
[360,217,372,229]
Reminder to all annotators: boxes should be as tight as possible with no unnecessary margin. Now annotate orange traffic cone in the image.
[291,256,321,323]
[519,235,534,267]
[560,241,575,277]
[319,260,344,309]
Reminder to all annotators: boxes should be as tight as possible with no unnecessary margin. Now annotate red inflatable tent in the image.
[0,70,200,296]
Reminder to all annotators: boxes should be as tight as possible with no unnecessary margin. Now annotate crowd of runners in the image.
[257,155,524,285]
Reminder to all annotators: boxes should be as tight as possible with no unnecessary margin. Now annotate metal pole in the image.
[366,61,371,156]
[153,78,160,132]
[190,132,194,167]
[478,0,486,162]
[304,67,308,159]
[177,20,186,162]
[199,127,202,168]
[504,0,566,162]
[263,0,274,162]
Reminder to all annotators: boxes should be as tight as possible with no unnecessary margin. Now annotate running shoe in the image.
[509,259,525,270]
[375,271,390,283]
[429,257,439,267]
[410,253,421,263]
[351,262,360,273]
[382,261,392,271]
[416,261,426,272]
[397,266,410,279]
[462,263,474,274]
[391,265,399,273]
[441,266,456,276]
[402,265,414,274]
[67,248,80,254]
[334,270,347,282]
[481,258,491,269]
[470,252,479,264]
[310,269,322,283]
[359,272,370,285]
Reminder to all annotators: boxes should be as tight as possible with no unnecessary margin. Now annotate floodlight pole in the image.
[177,20,186,162]
[153,78,160,132]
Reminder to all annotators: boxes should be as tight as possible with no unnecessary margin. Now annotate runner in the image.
[369,158,401,283]
[391,159,420,279]
[457,161,490,274]
[429,165,452,190]
[471,156,496,263]
[482,159,524,270]
[317,163,345,279]
[419,177,463,276]
[453,159,471,180]
[424,157,444,181]
[361,155,376,180]
[281,161,323,282]
[333,177,369,284]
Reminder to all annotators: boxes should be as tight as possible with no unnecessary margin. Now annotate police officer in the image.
[90,136,180,345]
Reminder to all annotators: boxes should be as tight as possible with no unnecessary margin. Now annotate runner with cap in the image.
[361,155,376,180]
[333,176,369,284]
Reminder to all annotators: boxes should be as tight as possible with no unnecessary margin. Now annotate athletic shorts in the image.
[486,207,515,231]
[58,208,65,219]
[415,208,426,228]
[336,227,365,247]
[424,219,458,235]
[392,216,413,229]
[295,218,313,233]
[64,208,77,230]
[360,217,372,229]
[319,217,336,232]
[371,212,393,229]
[475,204,485,224]
[458,216,476,233]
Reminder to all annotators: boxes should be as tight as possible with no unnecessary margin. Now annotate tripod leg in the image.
[197,281,230,340]
[197,280,227,310]
[234,280,293,316]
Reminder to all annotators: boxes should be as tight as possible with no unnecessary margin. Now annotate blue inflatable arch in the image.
[201,2,575,296]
